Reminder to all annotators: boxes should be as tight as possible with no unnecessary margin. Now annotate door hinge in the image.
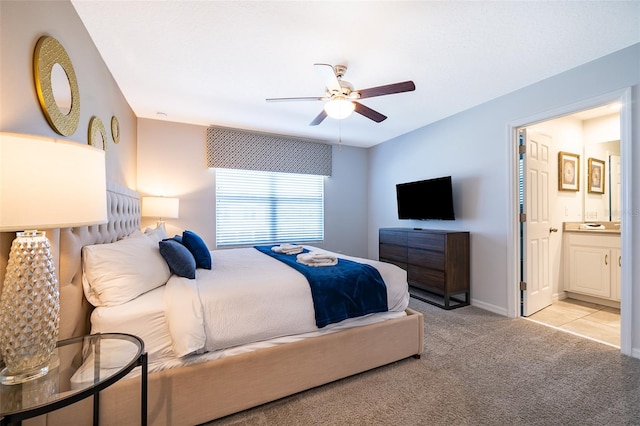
[520,281,527,291]
[519,144,526,155]
[520,213,526,222]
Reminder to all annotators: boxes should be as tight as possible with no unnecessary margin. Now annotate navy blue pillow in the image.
[159,239,196,279]
[182,230,212,270]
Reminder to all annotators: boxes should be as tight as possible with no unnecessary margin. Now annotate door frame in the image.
[506,87,633,355]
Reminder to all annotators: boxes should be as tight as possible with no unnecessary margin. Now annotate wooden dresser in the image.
[379,228,470,309]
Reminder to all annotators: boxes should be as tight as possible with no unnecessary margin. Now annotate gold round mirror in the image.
[111,116,120,144]
[88,117,108,152]
[51,63,72,115]
[34,36,80,136]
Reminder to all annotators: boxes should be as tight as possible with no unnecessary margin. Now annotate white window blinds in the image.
[216,169,324,247]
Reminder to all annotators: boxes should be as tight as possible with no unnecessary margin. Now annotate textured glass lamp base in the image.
[0,354,60,385]
[1,364,49,385]
[0,231,60,386]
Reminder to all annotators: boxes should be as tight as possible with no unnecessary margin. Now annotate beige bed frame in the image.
[27,183,424,426]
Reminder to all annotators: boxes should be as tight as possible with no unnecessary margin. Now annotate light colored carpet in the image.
[206,298,640,425]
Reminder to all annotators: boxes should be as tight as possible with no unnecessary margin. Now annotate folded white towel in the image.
[271,244,303,255]
[296,252,338,267]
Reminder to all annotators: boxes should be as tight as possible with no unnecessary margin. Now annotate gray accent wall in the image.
[0,0,138,284]
[0,0,137,188]
[138,119,370,258]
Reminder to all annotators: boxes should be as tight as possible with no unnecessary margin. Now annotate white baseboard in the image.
[470,298,509,317]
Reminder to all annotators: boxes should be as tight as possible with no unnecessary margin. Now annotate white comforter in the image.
[163,246,410,356]
[90,246,409,365]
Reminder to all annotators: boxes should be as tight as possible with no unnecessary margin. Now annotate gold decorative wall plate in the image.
[88,117,108,152]
[33,36,80,136]
[111,116,120,144]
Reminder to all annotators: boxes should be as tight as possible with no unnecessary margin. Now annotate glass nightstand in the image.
[0,333,147,425]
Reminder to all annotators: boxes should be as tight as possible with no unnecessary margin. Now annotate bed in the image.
[34,183,424,426]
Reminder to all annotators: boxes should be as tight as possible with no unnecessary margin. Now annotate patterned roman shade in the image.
[206,126,332,176]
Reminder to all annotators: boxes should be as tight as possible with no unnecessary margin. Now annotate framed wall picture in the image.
[558,151,580,191]
[588,157,605,194]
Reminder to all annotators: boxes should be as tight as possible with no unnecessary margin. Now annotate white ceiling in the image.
[71,1,640,148]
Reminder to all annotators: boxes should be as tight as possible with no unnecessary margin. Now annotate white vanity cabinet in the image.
[564,232,621,301]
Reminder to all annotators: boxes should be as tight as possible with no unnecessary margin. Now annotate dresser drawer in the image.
[408,265,445,291]
[379,243,407,262]
[380,259,408,272]
[409,232,445,251]
[379,229,408,246]
[408,248,445,270]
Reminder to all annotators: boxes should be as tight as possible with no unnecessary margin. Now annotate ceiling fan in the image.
[266,63,416,126]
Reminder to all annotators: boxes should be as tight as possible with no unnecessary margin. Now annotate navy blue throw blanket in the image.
[254,245,388,328]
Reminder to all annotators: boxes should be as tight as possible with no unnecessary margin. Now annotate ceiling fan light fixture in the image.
[324,97,355,119]
[267,63,415,126]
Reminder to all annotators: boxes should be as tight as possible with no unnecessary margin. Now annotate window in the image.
[216,169,324,247]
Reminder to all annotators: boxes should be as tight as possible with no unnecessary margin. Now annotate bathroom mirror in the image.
[580,107,620,222]
[583,140,620,221]
[34,36,80,136]
[608,147,621,222]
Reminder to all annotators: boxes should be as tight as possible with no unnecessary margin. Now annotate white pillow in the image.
[144,224,167,244]
[124,229,145,239]
[82,235,171,307]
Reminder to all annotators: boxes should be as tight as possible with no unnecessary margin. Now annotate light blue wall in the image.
[368,43,640,355]
[324,145,369,257]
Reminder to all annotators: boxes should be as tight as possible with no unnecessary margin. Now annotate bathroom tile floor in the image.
[526,298,620,347]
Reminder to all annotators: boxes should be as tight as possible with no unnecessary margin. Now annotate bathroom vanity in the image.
[563,222,621,305]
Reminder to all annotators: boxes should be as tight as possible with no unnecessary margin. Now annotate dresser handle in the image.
[619,256,622,267]
[605,254,608,265]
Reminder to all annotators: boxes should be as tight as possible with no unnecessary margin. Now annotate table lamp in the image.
[141,196,179,228]
[0,133,107,384]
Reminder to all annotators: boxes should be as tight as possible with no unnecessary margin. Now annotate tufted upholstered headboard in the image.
[57,182,140,340]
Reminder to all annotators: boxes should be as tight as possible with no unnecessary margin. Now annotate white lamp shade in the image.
[0,133,107,231]
[142,196,179,219]
[324,98,355,119]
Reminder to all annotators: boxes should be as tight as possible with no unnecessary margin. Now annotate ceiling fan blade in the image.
[266,96,325,102]
[357,81,415,99]
[354,102,387,123]
[309,110,328,126]
[314,63,341,93]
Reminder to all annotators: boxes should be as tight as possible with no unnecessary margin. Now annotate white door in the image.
[522,131,554,316]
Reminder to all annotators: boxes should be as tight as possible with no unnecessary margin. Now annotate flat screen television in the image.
[396,176,455,220]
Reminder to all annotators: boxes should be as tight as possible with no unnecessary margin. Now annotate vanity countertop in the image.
[563,221,621,234]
